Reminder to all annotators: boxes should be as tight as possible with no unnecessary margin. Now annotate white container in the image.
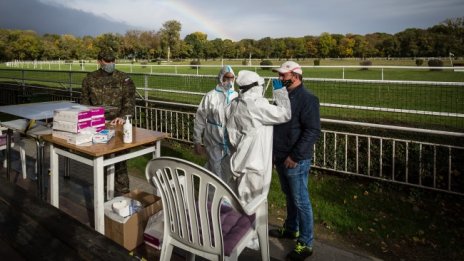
[123,115,133,143]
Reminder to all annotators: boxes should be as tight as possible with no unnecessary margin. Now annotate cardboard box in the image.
[104,189,162,250]
[88,106,105,118]
[52,120,91,133]
[53,108,91,123]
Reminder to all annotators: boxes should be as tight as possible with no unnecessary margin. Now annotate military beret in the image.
[97,50,116,62]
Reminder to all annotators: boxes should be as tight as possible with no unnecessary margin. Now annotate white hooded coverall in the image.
[226,70,291,208]
[193,65,238,181]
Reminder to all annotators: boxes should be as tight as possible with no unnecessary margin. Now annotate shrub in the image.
[260,60,273,70]
[241,59,248,66]
[313,59,320,66]
[428,59,443,71]
[359,60,372,70]
[415,59,424,66]
[190,60,201,69]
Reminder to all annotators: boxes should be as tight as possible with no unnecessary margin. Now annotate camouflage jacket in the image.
[81,69,136,119]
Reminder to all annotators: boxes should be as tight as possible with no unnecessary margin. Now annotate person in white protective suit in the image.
[226,70,291,209]
[193,65,238,181]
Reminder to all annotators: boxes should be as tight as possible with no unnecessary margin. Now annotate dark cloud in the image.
[0,0,138,36]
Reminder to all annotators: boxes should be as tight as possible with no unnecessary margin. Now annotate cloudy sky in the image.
[1,0,463,40]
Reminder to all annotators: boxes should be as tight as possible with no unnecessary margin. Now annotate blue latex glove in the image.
[272,79,284,90]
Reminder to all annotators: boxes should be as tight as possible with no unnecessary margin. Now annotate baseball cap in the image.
[272,61,302,75]
[97,50,116,62]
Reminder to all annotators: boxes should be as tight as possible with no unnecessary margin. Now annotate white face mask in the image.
[222,81,234,90]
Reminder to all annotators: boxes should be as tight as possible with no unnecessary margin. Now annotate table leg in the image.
[106,163,115,200]
[36,139,46,201]
[49,144,59,207]
[94,156,105,234]
[5,129,12,181]
[64,157,71,179]
[155,140,161,157]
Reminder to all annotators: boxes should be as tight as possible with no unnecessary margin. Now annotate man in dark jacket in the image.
[270,61,321,261]
[81,49,136,195]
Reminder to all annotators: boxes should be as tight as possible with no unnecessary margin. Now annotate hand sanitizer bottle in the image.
[123,115,133,143]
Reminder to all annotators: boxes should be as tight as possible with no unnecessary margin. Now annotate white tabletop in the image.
[0,101,77,120]
[0,119,52,137]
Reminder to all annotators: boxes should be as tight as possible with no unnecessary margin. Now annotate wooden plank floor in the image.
[0,155,188,260]
[0,147,266,260]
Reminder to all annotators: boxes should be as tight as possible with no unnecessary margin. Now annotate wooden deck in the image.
[0,158,165,260]
[0,169,139,260]
[0,146,266,260]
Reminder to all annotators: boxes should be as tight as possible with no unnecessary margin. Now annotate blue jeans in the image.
[275,159,313,246]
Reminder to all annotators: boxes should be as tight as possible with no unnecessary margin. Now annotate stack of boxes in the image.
[52,106,105,145]
[89,106,106,132]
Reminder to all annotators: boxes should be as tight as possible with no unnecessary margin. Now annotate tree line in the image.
[0,18,462,62]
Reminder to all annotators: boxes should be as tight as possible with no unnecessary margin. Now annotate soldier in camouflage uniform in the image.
[81,50,136,195]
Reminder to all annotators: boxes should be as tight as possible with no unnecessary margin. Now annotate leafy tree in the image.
[177,40,192,59]
[139,31,161,60]
[122,30,142,60]
[338,36,355,57]
[236,39,258,60]
[352,34,370,58]
[318,33,336,58]
[159,20,182,60]
[184,31,208,60]
[94,33,123,57]
[304,36,319,58]
[81,35,98,60]
[12,30,42,60]
[257,37,273,59]
[271,38,286,59]
[222,39,236,59]
[207,38,224,59]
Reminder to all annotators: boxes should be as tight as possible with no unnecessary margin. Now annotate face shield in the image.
[236,70,265,94]
[217,65,235,90]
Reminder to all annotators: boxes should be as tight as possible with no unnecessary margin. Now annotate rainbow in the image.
[166,1,233,40]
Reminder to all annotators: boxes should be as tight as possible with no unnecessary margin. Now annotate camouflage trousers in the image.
[105,160,130,196]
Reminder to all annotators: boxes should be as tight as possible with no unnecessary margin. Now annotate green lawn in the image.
[1,62,463,131]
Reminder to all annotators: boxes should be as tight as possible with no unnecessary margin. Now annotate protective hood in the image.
[235,70,264,96]
[216,65,235,92]
[217,65,235,83]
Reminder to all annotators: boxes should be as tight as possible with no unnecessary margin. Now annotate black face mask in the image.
[282,79,293,88]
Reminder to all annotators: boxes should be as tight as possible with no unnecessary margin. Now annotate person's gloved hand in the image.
[272,79,284,90]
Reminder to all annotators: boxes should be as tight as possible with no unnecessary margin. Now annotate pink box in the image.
[91,117,106,127]
[54,108,91,123]
[53,119,91,133]
[89,106,105,118]
[93,124,106,132]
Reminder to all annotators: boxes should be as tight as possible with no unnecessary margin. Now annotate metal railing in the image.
[132,99,464,196]
[1,68,462,131]
[0,70,463,195]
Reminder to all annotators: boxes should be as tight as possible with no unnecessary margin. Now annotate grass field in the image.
[1,60,463,131]
[3,58,464,82]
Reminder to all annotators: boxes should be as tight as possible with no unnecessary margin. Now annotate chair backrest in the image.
[145,156,250,258]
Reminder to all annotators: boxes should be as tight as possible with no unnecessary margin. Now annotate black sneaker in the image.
[286,241,313,261]
[269,227,299,239]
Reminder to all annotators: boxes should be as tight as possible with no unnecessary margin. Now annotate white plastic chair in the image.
[145,156,269,261]
[1,125,35,179]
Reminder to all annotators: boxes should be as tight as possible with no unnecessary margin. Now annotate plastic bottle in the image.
[123,115,133,143]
